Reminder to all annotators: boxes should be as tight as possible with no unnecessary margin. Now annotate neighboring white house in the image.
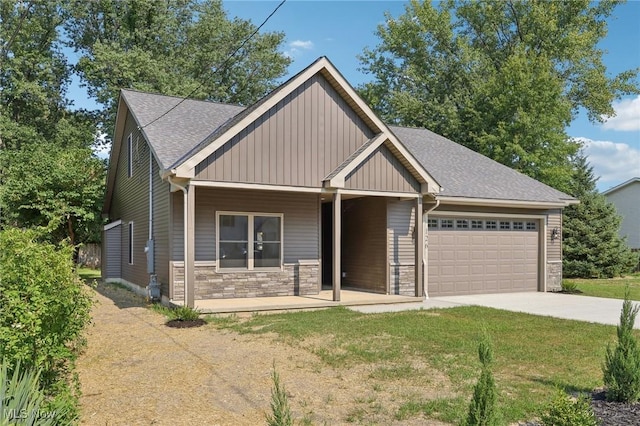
[603,177,640,250]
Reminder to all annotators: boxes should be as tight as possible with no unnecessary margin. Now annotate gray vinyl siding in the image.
[344,144,421,192]
[109,111,152,289]
[342,197,387,293]
[388,200,416,265]
[171,188,319,263]
[152,159,171,296]
[103,225,121,279]
[194,74,375,186]
[605,182,640,249]
[547,209,562,261]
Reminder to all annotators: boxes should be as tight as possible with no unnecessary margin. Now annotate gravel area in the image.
[77,282,450,425]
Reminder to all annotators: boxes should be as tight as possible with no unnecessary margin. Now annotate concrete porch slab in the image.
[191,290,421,314]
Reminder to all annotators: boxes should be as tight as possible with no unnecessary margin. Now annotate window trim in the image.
[127,133,133,177]
[128,221,134,265]
[215,211,284,272]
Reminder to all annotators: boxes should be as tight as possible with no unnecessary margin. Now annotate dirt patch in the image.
[165,319,206,328]
[77,282,452,425]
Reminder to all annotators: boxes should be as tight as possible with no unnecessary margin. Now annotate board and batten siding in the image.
[109,111,152,289]
[194,74,375,186]
[342,197,387,293]
[344,144,421,193]
[171,188,319,263]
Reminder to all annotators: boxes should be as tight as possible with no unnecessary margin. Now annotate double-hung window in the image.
[217,212,282,270]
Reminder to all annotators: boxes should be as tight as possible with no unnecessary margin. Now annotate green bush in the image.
[560,280,579,293]
[602,286,640,402]
[463,332,501,426]
[540,388,597,426]
[266,364,293,426]
[169,305,201,321]
[0,228,93,422]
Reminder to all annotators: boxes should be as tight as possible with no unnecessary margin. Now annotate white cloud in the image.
[284,39,314,58]
[602,96,640,131]
[289,40,314,50]
[576,137,640,187]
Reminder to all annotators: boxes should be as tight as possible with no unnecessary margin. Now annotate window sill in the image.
[216,267,284,273]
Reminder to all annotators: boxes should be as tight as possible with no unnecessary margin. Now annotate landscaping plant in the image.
[602,286,640,402]
[540,388,597,426]
[0,229,93,422]
[266,364,293,426]
[464,331,501,426]
[0,360,59,426]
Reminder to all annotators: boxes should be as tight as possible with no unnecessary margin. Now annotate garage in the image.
[427,216,540,296]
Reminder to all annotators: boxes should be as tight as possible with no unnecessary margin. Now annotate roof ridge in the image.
[120,88,245,108]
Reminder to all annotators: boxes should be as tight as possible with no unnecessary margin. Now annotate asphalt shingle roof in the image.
[121,89,574,204]
[121,89,244,170]
[391,126,575,203]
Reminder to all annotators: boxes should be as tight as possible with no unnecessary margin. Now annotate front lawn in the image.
[211,306,626,424]
[563,273,640,300]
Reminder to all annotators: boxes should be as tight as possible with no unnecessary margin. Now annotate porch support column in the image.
[185,184,196,308]
[332,191,341,302]
[415,196,424,297]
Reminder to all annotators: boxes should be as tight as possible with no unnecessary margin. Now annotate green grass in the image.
[77,266,101,281]
[214,305,627,424]
[563,273,640,300]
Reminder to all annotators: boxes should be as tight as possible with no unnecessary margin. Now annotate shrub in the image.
[0,228,93,421]
[169,305,201,321]
[463,332,500,426]
[540,388,597,426]
[602,286,640,402]
[266,364,293,426]
[560,280,579,293]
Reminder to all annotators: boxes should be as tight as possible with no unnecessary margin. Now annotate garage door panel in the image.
[428,219,539,296]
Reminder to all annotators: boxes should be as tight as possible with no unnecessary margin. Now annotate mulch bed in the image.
[591,390,640,425]
[165,318,207,328]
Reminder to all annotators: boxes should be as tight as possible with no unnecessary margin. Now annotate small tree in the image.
[602,286,640,402]
[464,332,500,426]
[265,364,293,426]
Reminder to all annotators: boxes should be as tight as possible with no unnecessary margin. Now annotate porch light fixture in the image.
[550,227,559,241]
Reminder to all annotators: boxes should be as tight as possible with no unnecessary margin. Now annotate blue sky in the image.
[72,1,640,192]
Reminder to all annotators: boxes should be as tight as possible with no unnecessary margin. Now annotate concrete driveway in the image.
[351,292,640,329]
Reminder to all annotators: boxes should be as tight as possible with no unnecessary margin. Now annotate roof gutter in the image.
[435,195,577,209]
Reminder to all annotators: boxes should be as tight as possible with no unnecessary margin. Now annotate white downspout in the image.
[148,152,153,240]
[423,198,440,299]
[168,176,188,305]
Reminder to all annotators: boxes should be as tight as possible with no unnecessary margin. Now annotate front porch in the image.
[189,290,421,314]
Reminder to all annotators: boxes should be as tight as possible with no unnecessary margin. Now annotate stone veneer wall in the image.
[390,264,415,296]
[547,261,562,292]
[171,262,319,300]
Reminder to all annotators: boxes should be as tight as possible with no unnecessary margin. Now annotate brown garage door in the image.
[427,218,539,296]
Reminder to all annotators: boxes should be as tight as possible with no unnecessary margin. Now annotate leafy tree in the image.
[359,0,639,192]
[63,0,291,142]
[0,143,105,246]
[603,286,640,402]
[563,155,638,278]
[0,0,70,150]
